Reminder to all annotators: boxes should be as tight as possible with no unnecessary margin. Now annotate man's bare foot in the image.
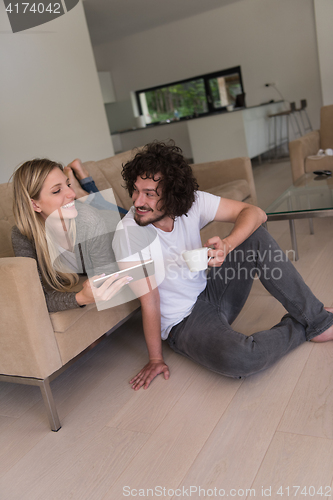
[63,166,88,199]
[67,159,90,181]
[311,307,333,342]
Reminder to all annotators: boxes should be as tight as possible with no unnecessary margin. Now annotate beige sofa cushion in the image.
[82,162,113,191]
[83,151,136,211]
[191,157,257,205]
[205,180,250,202]
[0,221,14,257]
[51,299,140,365]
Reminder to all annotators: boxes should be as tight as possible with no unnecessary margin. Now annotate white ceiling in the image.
[82,0,242,46]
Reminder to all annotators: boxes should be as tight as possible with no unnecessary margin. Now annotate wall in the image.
[314,0,333,106]
[116,121,192,159]
[93,0,323,150]
[0,1,114,184]
[105,100,137,133]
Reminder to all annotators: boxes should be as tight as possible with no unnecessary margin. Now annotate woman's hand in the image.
[76,273,132,306]
[130,359,170,390]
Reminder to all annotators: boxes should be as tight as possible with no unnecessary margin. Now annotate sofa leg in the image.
[39,378,61,431]
[0,374,62,431]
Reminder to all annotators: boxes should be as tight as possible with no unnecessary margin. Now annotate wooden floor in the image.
[1,160,333,499]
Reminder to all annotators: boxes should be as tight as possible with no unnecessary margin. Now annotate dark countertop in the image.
[111,100,283,135]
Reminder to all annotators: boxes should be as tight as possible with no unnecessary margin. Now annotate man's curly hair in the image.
[121,141,199,219]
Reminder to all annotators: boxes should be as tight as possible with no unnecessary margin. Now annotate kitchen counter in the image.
[111,101,285,162]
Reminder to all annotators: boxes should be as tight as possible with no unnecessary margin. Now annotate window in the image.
[136,66,244,125]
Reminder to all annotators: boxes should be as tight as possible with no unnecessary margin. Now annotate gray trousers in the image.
[167,226,333,378]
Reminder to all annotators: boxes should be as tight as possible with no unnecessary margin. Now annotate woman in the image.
[12,158,131,313]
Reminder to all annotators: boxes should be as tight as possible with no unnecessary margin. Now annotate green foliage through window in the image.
[136,66,244,125]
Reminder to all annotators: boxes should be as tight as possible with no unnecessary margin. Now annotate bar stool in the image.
[289,102,303,137]
[268,102,302,159]
[295,99,313,134]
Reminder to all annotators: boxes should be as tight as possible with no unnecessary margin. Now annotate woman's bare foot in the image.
[67,159,90,181]
[63,166,88,199]
[311,307,333,342]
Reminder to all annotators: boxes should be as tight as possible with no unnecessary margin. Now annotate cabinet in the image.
[98,72,115,103]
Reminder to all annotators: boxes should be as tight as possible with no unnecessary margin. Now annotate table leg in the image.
[289,219,299,261]
[309,218,314,235]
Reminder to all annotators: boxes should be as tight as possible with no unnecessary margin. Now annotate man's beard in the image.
[134,209,167,227]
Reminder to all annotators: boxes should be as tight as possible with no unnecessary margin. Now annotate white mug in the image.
[182,247,211,272]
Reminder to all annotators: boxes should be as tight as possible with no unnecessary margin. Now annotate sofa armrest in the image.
[0,257,63,379]
[191,157,257,205]
[289,130,320,183]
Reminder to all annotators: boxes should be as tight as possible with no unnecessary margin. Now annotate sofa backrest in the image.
[83,149,140,211]
[0,183,15,258]
[320,104,333,150]
[191,156,257,206]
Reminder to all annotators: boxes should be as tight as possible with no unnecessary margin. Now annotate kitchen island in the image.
[111,101,285,162]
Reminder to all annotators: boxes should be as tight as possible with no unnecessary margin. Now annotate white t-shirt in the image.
[113,191,220,339]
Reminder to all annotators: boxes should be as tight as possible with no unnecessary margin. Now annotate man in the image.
[113,141,333,390]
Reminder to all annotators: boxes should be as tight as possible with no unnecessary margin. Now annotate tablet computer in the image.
[92,259,155,287]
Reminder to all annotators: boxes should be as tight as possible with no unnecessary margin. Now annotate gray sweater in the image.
[11,201,118,313]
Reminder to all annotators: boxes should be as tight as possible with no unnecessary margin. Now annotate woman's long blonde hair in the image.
[12,159,79,291]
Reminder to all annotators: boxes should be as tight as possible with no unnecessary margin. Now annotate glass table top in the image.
[265,173,333,215]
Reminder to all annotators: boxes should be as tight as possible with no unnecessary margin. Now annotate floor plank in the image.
[0,415,15,432]
[0,382,42,418]
[251,431,333,497]
[106,351,201,434]
[278,341,333,439]
[174,343,311,495]
[38,427,149,500]
[102,369,243,499]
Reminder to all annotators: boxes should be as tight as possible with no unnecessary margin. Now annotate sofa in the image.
[0,150,257,431]
[289,104,333,182]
